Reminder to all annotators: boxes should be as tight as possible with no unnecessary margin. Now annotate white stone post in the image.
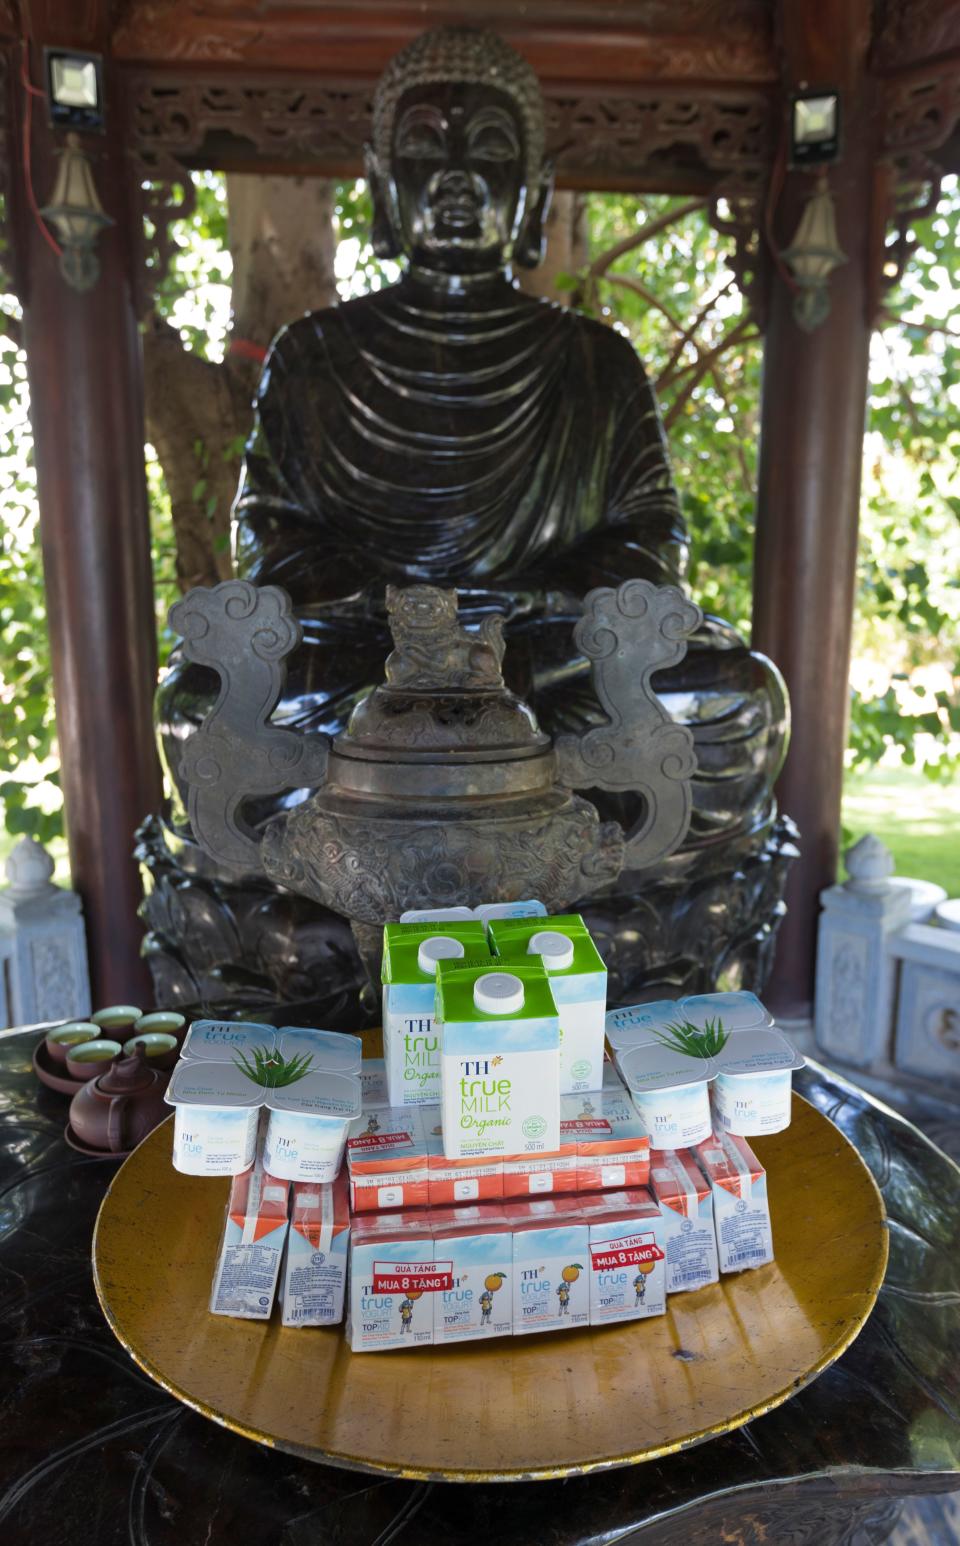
[814,834,913,1068]
[0,836,91,1027]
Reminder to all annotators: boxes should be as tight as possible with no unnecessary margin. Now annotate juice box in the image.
[648,1148,719,1293]
[426,1124,504,1205]
[490,915,606,1094]
[693,1130,774,1273]
[502,1134,578,1198]
[436,957,561,1160]
[508,1196,590,1334]
[432,1205,513,1343]
[382,920,489,1108]
[347,1213,443,1350]
[346,1105,430,1212]
[584,1189,667,1324]
[560,1085,651,1193]
[209,1159,290,1319]
[280,1174,351,1327]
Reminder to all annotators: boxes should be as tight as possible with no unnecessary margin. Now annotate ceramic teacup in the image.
[91,1005,142,1033]
[66,1039,123,1081]
[45,1022,100,1066]
[133,1011,186,1040]
[123,1031,179,1069]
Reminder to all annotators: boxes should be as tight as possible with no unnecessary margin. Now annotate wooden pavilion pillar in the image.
[754,0,877,1019]
[9,36,160,1005]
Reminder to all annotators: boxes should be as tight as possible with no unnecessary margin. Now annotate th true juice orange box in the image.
[432,1206,512,1343]
[280,1174,351,1327]
[693,1130,774,1273]
[347,1212,443,1350]
[426,1125,504,1206]
[346,1106,429,1212]
[508,1196,589,1334]
[584,1189,666,1325]
[210,1159,290,1319]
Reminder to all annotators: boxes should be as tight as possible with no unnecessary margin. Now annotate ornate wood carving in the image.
[121,70,775,191]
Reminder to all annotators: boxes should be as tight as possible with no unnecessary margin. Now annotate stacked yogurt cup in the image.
[164,1022,362,1180]
[606,991,805,1142]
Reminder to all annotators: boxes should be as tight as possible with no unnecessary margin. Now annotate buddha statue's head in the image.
[367,27,552,275]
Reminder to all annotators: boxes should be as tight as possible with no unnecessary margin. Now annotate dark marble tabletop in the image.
[2,1025,959,1546]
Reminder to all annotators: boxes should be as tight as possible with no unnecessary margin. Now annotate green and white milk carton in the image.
[435,957,561,1160]
[381,920,489,1109]
[489,915,607,1095]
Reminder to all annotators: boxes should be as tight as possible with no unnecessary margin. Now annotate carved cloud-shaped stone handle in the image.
[554,580,702,871]
[168,580,329,874]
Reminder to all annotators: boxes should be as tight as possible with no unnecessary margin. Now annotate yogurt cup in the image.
[180,1020,276,1064]
[712,1068,792,1135]
[262,1071,362,1182]
[399,906,475,923]
[164,1060,263,1175]
[616,1043,713,1149]
[605,1000,686,1051]
[680,991,772,1031]
[278,1028,362,1075]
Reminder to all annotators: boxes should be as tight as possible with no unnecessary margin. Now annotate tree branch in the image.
[657,277,735,388]
[585,198,708,283]
[663,317,756,431]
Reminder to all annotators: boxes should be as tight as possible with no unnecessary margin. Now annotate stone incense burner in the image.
[169,577,701,975]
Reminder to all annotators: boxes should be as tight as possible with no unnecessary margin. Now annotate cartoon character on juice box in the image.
[557,1263,582,1315]
[364,1113,381,1136]
[633,1260,655,1305]
[579,1096,596,1118]
[479,1272,507,1325]
[399,1287,423,1332]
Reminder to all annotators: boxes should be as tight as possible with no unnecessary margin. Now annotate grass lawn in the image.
[842,765,960,896]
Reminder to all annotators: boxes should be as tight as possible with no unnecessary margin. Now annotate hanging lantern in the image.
[779,170,847,332]
[40,132,113,292]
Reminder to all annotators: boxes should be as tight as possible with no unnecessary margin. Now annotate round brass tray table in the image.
[93,1093,887,1483]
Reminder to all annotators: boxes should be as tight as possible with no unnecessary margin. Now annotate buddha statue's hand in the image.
[555,580,702,872]
[168,580,329,875]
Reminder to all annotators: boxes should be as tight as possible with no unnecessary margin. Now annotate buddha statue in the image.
[145,26,795,1016]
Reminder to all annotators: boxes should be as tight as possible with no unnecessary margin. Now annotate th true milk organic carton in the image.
[489,915,606,1094]
[210,1158,290,1319]
[432,1205,513,1344]
[345,1105,430,1212]
[693,1129,774,1273]
[280,1174,351,1327]
[436,958,561,1160]
[508,1196,590,1334]
[382,920,490,1108]
[347,1211,442,1350]
[584,1189,667,1325]
[648,1148,719,1294]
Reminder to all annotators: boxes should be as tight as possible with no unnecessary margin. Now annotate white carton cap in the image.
[527,929,574,971]
[418,935,466,975]
[474,971,524,1015]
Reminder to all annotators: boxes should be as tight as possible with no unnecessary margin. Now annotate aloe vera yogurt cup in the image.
[278,1027,362,1075]
[616,1042,713,1148]
[710,1026,802,1135]
[180,1020,277,1063]
[489,915,606,1094]
[436,957,560,1160]
[164,1060,262,1176]
[381,920,489,1108]
[262,1070,361,1182]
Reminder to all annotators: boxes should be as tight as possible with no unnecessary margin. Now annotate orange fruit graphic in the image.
[636,1261,655,1276]
[484,1272,506,1293]
[405,1289,424,1301]
[561,1264,583,1283]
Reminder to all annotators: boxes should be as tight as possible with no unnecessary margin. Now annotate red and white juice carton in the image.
[432,1205,513,1344]
[426,1125,504,1206]
[584,1189,666,1325]
[346,1105,429,1212]
[210,1158,290,1319]
[648,1148,719,1294]
[561,1083,650,1193]
[280,1173,351,1327]
[347,1212,445,1350]
[693,1129,774,1273]
[502,1131,579,1199]
[508,1195,590,1334]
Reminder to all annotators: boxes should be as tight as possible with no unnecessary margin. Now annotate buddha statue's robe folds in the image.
[159,273,786,859]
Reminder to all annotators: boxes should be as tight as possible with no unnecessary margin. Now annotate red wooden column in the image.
[753,0,877,1018]
[9,37,160,1004]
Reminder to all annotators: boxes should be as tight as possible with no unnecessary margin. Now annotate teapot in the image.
[169,578,701,977]
[68,1046,170,1154]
